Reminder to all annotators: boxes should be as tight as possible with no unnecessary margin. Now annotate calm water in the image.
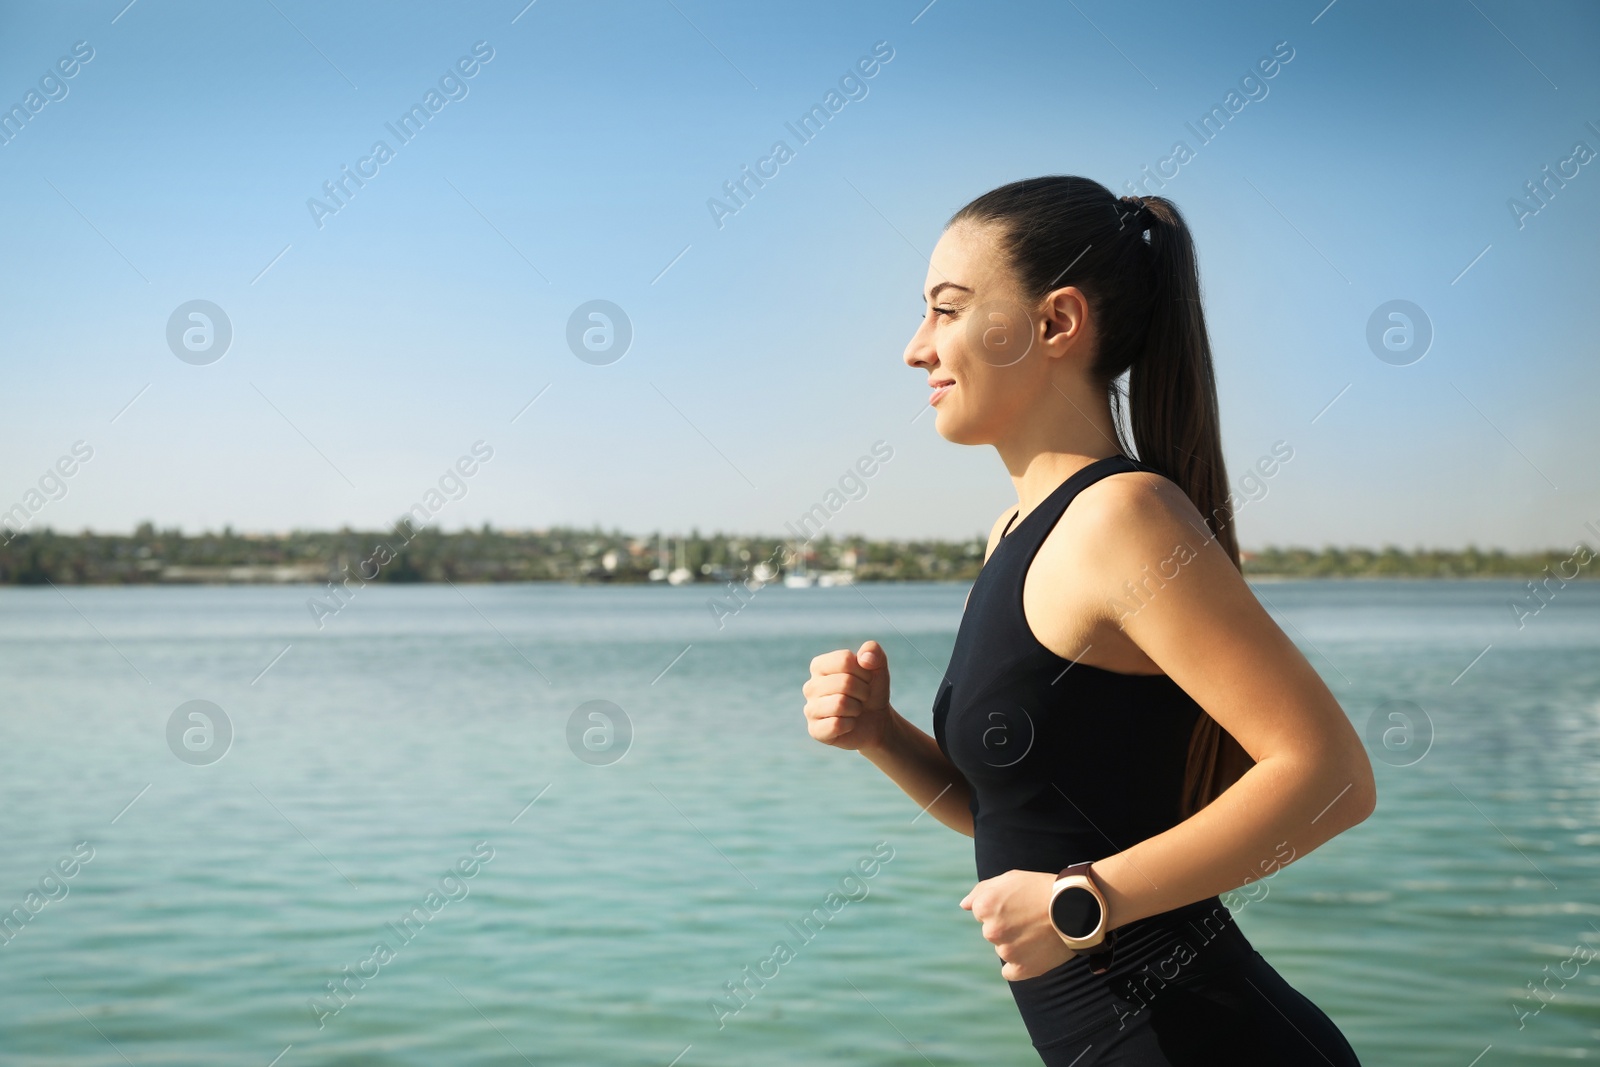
[0,580,1596,1065]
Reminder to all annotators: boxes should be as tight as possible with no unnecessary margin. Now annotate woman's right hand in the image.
[803,640,894,753]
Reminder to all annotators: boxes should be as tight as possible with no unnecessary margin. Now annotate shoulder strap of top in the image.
[1017,447,1145,527]
[1004,454,1150,551]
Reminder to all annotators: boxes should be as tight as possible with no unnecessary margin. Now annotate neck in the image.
[994,378,1124,520]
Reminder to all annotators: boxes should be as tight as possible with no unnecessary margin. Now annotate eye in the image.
[933,306,957,317]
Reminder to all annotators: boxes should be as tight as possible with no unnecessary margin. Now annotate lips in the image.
[929,379,955,406]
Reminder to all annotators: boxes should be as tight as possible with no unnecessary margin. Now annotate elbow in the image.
[1287,744,1375,832]
[1356,765,1378,823]
[1332,748,1378,828]
[1347,778,1377,828]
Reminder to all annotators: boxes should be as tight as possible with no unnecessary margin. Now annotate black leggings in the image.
[1027,947,1362,1066]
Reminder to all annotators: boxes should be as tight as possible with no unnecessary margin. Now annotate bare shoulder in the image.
[1039,468,1236,601]
[1017,468,1250,670]
[1065,470,1209,552]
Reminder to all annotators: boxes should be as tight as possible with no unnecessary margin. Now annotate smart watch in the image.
[1048,861,1116,975]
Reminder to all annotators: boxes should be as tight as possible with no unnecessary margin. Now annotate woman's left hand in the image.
[960,869,1076,980]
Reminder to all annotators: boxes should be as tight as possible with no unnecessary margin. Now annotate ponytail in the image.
[1123,196,1256,818]
[949,177,1256,818]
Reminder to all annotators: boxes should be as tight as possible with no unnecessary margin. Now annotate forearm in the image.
[860,705,975,837]
[1092,748,1375,930]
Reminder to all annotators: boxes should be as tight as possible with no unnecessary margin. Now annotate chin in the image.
[934,410,991,446]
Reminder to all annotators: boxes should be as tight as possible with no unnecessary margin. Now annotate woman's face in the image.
[903,221,1053,446]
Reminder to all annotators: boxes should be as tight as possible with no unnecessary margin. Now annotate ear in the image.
[1038,285,1089,354]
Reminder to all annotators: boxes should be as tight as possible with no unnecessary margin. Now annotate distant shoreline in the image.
[0,575,1583,590]
[0,525,1589,586]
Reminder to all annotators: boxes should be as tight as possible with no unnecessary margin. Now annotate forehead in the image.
[925,220,1011,296]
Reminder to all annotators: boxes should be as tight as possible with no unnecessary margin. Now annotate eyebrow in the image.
[924,282,973,303]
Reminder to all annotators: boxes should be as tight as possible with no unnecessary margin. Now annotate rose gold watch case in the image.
[1048,863,1108,950]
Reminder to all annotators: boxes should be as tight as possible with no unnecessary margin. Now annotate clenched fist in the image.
[802,640,893,752]
[961,870,1077,981]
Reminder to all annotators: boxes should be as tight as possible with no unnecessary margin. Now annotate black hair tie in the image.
[1116,195,1154,230]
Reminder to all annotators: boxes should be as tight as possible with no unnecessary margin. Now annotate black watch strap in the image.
[1088,931,1117,975]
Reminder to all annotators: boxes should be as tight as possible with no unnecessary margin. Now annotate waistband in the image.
[1005,895,1256,1049]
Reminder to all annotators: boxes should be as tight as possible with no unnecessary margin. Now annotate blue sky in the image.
[1,0,1596,550]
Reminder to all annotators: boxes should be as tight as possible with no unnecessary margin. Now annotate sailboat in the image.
[784,542,818,588]
[667,536,693,585]
[648,533,669,582]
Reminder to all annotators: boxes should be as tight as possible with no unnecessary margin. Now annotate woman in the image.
[801,176,1376,1065]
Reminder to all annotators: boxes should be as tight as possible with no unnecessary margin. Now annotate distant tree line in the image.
[0,524,1589,585]
[0,523,982,585]
[1241,545,1591,580]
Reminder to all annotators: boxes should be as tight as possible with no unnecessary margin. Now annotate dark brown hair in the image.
[949,175,1254,817]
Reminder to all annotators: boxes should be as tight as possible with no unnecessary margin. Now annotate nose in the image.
[904,313,936,371]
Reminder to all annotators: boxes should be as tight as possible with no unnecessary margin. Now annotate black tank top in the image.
[933,454,1251,1042]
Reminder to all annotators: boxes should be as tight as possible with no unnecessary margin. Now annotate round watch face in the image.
[1051,885,1102,940]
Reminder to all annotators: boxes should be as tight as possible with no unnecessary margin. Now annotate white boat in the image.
[784,549,818,587]
[649,534,671,582]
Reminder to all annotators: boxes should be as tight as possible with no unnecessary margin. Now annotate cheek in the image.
[935,324,1029,428]
[937,325,986,385]
[945,359,1008,410]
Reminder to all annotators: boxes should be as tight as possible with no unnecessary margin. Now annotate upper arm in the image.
[1075,475,1375,810]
